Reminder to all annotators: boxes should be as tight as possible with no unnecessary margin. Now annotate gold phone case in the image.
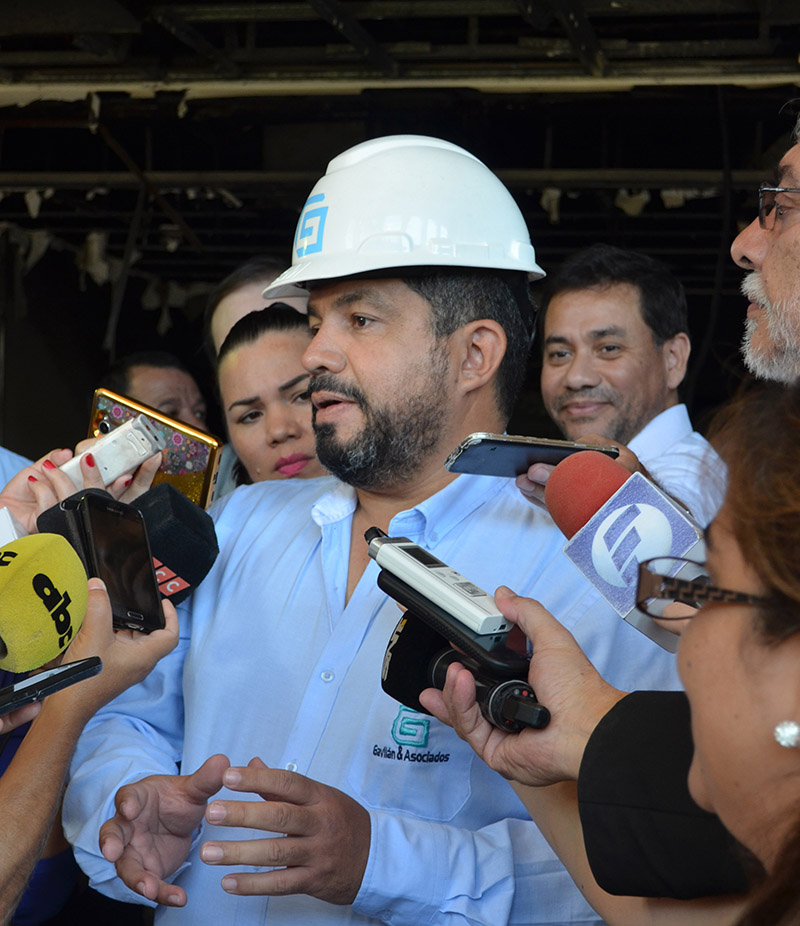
[89,388,222,509]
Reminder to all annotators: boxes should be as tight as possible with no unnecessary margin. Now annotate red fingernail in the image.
[28,475,37,483]
[43,459,56,470]
[124,477,132,487]
[85,453,96,468]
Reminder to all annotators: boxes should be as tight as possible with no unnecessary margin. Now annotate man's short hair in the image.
[402,269,533,421]
[99,350,192,397]
[536,243,689,348]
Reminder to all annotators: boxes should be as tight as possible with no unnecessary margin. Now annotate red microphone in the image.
[543,450,704,651]
[544,451,630,538]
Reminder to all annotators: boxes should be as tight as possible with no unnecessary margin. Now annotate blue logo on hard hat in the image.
[295,193,328,257]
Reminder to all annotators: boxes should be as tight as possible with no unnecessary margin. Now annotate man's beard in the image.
[310,345,451,490]
[740,273,800,384]
[549,387,650,445]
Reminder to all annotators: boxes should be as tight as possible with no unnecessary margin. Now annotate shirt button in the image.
[285,761,298,772]
[321,670,334,682]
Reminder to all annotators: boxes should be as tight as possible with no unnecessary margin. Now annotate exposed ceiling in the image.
[0,1,797,284]
[0,1,798,449]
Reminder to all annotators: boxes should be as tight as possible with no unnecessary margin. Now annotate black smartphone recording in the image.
[38,490,164,634]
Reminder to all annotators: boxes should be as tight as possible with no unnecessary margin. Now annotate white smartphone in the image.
[60,415,166,490]
[445,432,620,478]
[365,527,509,635]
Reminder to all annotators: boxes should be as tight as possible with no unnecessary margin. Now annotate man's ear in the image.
[663,332,691,390]
[453,319,507,396]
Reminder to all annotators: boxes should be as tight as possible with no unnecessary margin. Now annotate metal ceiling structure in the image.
[0,1,798,452]
[0,1,796,284]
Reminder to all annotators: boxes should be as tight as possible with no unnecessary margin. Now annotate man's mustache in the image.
[551,388,615,413]
[309,373,367,409]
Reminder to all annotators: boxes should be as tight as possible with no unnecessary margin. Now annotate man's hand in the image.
[515,434,645,509]
[200,758,371,905]
[51,578,179,721]
[420,587,626,786]
[99,754,230,906]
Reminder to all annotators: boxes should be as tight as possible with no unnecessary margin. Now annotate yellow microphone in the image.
[0,533,89,672]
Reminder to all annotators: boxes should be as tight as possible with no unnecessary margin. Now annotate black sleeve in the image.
[577,690,750,898]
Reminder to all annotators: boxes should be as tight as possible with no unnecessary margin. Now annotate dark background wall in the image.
[0,2,797,459]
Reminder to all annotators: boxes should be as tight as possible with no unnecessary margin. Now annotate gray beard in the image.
[741,316,800,384]
[739,273,800,384]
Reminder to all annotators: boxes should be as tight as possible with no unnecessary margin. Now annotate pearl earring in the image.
[774,721,800,748]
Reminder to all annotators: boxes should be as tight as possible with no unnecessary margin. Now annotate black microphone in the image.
[381,607,550,733]
[131,483,219,605]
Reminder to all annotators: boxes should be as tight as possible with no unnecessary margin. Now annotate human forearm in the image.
[515,781,745,926]
[0,702,86,924]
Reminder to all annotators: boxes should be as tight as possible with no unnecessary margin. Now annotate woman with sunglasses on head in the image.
[423,381,800,925]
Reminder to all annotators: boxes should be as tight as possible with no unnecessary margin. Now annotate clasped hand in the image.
[100,756,371,907]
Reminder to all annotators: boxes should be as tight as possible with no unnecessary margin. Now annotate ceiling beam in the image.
[307,0,399,76]
[0,168,767,190]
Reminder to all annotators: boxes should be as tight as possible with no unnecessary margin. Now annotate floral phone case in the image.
[89,388,222,509]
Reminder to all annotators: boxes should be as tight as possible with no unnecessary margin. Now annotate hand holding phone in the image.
[59,416,166,491]
[37,491,165,634]
[89,389,222,508]
[0,657,102,716]
[445,432,620,478]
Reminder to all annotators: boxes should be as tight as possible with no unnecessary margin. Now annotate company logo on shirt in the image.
[392,706,429,747]
[371,707,451,764]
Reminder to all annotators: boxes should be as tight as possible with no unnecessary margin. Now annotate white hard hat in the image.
[265,135,544,299]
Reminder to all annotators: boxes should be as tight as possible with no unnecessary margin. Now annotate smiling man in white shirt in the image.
[521,243,724,525]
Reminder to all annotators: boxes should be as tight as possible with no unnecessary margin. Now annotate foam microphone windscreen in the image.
[132,483,219,604]
[0,533,89,672]
[544,451,631,539]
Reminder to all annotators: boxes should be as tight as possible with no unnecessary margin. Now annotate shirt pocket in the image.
[346,694,475,821]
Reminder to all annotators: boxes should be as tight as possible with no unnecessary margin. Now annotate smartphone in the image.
[444,432,620,478]
[89,388,223,509]
[59,492,165,634]
[365,528,528,678]
[0,657,102,715]
[59,415,166,490]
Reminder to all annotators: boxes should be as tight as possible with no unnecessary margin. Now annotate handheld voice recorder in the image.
[366,528,550,732]
[365,528,509,635]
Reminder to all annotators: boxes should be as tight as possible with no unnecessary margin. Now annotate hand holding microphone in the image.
[420,587,625,787]
[0,530,178,724]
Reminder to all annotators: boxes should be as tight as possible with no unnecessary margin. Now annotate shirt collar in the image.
[628,404,692,461]
[311,471,509,547]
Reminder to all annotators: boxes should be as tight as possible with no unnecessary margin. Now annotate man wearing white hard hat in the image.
[64,136,682,926]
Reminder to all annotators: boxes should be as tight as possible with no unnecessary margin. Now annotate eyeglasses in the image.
[758,185,800,230]
[636,556,768,620]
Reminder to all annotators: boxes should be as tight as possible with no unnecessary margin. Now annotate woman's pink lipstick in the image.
[275,453,312,477]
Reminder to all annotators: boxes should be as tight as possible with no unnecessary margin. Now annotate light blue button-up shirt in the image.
[65,472,682,925]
